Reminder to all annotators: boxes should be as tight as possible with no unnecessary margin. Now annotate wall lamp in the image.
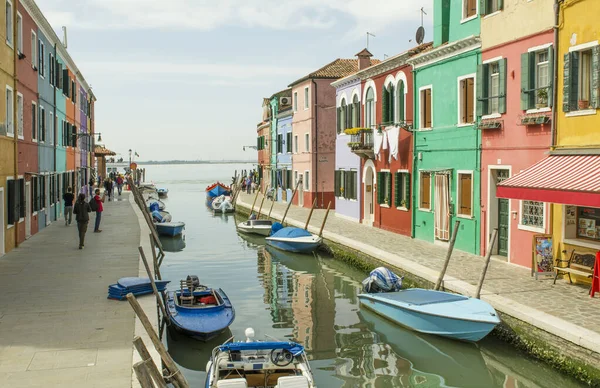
[74,132,102,142]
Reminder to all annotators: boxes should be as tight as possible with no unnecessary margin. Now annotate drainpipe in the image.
[53,44,58,221]
[550,0,560,148]
[12,0,19,247]
[411,68,418,239]
[312,79,318,208]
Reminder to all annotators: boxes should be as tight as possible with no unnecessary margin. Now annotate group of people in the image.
[102,174,124,201]
[241,170,258,194]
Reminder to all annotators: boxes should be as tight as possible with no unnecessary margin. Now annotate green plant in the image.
[537,88,548,104]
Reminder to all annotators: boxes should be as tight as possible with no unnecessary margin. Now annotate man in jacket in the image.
[93,188,105,232]
[73,193,92,249]
[63,187,75,226]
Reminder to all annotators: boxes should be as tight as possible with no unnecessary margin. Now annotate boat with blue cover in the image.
[155,221,185,237]
[206,182,231,204]
[205,328,316,387]
[157,188,168,198]
[166,275,235,341]
[265,226,322,253]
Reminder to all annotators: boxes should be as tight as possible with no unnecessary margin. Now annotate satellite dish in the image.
[416,26,425,45]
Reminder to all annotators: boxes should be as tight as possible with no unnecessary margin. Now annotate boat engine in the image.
[186,275,200,289]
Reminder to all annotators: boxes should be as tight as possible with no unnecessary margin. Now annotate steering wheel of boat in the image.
[270,349,294,367]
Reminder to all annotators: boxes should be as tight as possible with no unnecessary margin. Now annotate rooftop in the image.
[289,58,381,87]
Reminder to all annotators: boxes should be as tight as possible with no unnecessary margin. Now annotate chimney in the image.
[355,48,374,70]
[62,26,68,48]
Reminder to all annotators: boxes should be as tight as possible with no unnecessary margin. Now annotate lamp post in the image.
[129,149,132,168]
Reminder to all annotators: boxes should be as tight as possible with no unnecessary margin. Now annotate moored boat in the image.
[238,219,273,236]
[155,221,185,237]
[147,199,166,211]
[206,182,231,204]
[205,329,316,388]
[265,226,322,253]
[157,188,169,198]
[212,195,234,214]
[166,276,235,341]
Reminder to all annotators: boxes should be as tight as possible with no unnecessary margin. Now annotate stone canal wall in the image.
[235,195,600,385]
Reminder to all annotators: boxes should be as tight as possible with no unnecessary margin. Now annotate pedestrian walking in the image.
[73,193,92,249]
[116,175,124,195]
[92,188,105,232]
[246,177,252,194]
[63,187,75,226]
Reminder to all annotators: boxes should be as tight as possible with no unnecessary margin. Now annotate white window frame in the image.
[395,71,408,123]
[518,200,546,233]
[457,74,476,127]
[16,11,22,54]
[16,92,23,139]
[293,92,298,112]
[418,85,433,131]
[418,171,432,211]
[304,133,309,153]
[30,30,36,70]
[304,87,309,110]
[456,170,474,218]
[304,171,309,191]
[461,0,478,24]
[294,134,298,154]
[396,169,410,211]
[31,100,37,142]
[5,0,13,48]
[5,85,13,136]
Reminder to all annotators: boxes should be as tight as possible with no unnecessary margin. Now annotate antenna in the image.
[415,7,427,45]
[384,54,389,59]
[366,32,376,50]
[420,7,427,27]
[62,26,68,48]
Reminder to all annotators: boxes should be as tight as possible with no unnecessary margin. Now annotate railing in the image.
[347,130,374,158]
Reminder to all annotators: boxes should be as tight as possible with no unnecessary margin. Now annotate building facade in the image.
[276,106,293,202]
[257,98,271,192]
[269,89,292,196]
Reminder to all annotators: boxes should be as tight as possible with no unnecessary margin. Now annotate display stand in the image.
[590,251,600,298]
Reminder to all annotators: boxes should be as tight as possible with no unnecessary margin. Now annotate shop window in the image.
[575,207,600,242]
[520,200,545,230]
[419,172,431,210]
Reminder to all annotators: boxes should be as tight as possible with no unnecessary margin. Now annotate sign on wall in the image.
[532,234,554,279]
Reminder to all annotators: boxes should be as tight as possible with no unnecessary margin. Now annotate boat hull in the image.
[358,289,500,342]
[237,222,272,236]
[155,222,185,237]
[265,238,321,253]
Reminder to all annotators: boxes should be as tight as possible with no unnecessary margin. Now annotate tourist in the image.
[73,193,92,249]
[246,176,252,194]
[116,175,124,195]
[93,188,105,233]
[63,187,75,226]
[104,179,113,201]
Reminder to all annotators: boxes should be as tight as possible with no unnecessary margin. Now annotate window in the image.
[5,0,12,47]
[294,135,298,153]
[365,87,375,128]
[49,53,54,87]
[477,59,507,116]
[16,12,22,53]
[458,76,475,124]
[286,132,292,153]
[481,0,502,15]
[293,92,298,112]
[377,172,392,206]
[39,105,45,142]
[457,172,473,217]
[6,86,13,136]
[72,80,76,102]
[394,171,410,209]
[294,171,298,187]
[562,45,599,112]
[31,101,36,141]
[575,207,600,242]
[304,87,309,109]
[520,200,545,230]
[396,81,405,122]
[521,46,554,110]
[463,0,477,19]
[382,84,395,125]
[277,133,283,153]
[16,93,22,139]
[38,40,44,77]
[30,31,36,69]
[419,87,432,128]
[304,171,309,191]
[48,112,53,145]
[334,170,358,200]
[304,133,309,152]
[419,172,431,210]
[351,94,360,127]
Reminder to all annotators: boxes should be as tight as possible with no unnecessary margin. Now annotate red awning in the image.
[496,155,600,207]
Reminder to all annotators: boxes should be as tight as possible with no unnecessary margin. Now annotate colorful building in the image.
[408,0,482,254]
[257,98,271,192]
[498,0,600,277]
[276,104,293,202]
[269,88,292,196]
[478,0,555,267]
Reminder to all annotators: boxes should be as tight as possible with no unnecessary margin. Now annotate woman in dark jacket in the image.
[73,193,92,249]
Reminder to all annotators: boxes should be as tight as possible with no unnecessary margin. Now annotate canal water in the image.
[147,163,584,388]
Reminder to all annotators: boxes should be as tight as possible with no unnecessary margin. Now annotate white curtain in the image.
[434,174,450,241]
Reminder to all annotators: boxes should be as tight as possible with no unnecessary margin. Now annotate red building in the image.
[256,98,271,192]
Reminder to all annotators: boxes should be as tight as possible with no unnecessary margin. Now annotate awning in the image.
[496,155,600,207]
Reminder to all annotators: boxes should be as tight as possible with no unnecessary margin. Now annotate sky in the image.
[36,0,433,162]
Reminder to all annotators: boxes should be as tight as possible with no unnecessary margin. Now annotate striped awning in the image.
[496,155,600,207]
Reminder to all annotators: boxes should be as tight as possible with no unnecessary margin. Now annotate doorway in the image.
[363,160,375,226]
[434,173,450,241]
[0,188,4,256]
[25,181,31,238]
[488,168,510,258]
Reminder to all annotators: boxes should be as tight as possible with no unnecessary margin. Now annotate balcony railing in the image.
[345,128,374,159]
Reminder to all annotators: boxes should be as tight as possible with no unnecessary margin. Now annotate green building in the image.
[408,0,482,254]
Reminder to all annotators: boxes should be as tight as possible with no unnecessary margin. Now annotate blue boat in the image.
[358,288,500,342]
[205,182,230,204]
[155,221,185,237]
[265,226,322,253]
[166,276,235,341]
[157,188,169,198]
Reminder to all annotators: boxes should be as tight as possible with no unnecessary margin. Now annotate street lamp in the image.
[129,149,132,167]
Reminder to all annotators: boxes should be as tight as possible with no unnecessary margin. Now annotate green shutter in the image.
[404,173,411,209]
[498,0,503,11]
[336,107,341,133]
[394,172,401,207]
[377,172,384,204]
[387,173,392,205]
[389,85,395,124]
[334,171,340,196]
[399,82,405,121]
[480,0,487,16]
[563,52,571,112]
[345,104,351,129]
[521,52,532,110]
[547,45,554,108]
[476,64,487,117]
[591,46,600,109]
[498,58,507,114]
[382,87,389,124]
[570,52,579,111]
[355,102,361,127]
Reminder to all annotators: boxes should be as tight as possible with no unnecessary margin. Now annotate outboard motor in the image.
[186,275,200,289]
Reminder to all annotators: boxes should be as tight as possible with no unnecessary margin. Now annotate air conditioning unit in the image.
[280,97,291,106]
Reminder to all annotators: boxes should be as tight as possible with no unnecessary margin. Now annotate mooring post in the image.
[282,179,301,224]
[304,199,318,230]
[256,185,269,220]
[475,228,498,299]
[318,201,332,237]
[250,186,260,214]
[138,246,170,325]
[434,220,461,291]
[267,193,276,219]
[149,233,162,281]
[133,360,155,388]
[133,337,168,388]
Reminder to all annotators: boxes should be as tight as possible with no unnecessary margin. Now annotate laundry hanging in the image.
[373,130,384,158]
[386,126,399,162]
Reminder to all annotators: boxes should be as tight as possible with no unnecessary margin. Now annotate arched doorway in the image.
[363,160,375,226]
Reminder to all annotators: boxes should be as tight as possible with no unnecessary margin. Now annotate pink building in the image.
[289,57,378,209]
[479,0,555,267]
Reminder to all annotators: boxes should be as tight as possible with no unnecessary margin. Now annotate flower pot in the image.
[578,100,589,110]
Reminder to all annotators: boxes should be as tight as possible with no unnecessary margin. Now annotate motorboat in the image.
[205,328,316,388]
[147,199,166,211]
[238,219,273,236]
[157,188,169,198]
[206,182,231,204]
[166,276,235,341]
[212,195,234,214]
[155,221,185,237]
[152,210,172,223]
[265,226,322,253]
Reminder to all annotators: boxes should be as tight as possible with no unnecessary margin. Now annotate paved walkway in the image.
[0,193,146,387]
[237,192,600,354]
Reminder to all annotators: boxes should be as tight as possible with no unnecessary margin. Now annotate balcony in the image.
[345,128,374,159]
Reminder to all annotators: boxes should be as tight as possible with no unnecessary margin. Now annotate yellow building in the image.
[0,0,17,255]
[497,0,600,283]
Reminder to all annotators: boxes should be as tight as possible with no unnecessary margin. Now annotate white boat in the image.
[237,219,273,237]
[205,328,316,388]
[212,195,234,214]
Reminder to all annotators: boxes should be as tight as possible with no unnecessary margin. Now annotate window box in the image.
[519,114,550,126]
[477,118,502,130]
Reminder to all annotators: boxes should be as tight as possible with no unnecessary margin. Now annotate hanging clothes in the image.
[386,126,399,162]
[373,130,384,158]
[382,129,389,150]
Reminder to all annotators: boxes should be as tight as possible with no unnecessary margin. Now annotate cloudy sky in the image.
[37,0,432,162]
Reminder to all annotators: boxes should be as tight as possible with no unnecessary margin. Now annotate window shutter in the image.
[334,171,339,196]
[591,46,600,109]
[569,52,579,111]
[548,45,555,108]
[389,85,395,124]
[404,173,411,209]
[257,137,260,149]
[477,64,487,117]
[398,82,405,121]
[382,87,389,124]
[425,89,432,127]
[355,102,360,127]
[521,53,532,110]
[337,107,342,133]
[377,172,384,204]
[479,0,487,16]
[394,172,401,207]
[498,0,504,11]
[498,58,507,114]
[562,52,571,112]
[387,173,392,205]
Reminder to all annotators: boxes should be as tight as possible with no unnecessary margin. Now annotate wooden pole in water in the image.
[133,360,155,388]
[304,199,318,230]
[434,220,461,291]
[256,185,269,220]
[250,185,260,214]
[138,246,170,325]
[133,337,168,388]
[126,293,189,388]
[475,228,498,299]
[281,179,301,224]
[318,201,332,237]
[149,233,162,281]
[267,194,276,219]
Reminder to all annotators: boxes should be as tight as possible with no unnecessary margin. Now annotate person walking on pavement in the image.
[116,175,124,195]
[93,188,105,232]
[73,193,92,249]
[63,187,75,226]
[246,176,252,194]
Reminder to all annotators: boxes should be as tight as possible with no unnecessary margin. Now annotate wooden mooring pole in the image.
[318,201,332,237]
[256,185,269,220]
[250,186,260,214]
[138,246,170,325]
[434,220,461,291]
[267,194,276,219]
[282,179,301,224]
[304,199,318,230]
[133,337,167,388]
[475,228,498,299]
[133,360,155,388]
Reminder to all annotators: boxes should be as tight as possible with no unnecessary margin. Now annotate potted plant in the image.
[400,199,407,207]
[578,99,589,110]
[536,88,548,108]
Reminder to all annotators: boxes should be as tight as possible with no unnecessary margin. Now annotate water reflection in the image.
[159,235,186,252]
[166,327,232,371]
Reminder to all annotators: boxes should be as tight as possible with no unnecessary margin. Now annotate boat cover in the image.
[149,202,160,212]
[152,210,164,222]
[377,289,468,306]
[362,267,404,293]
[219,341,305,356]
[271,226,310,239]
[270,222,283,235]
